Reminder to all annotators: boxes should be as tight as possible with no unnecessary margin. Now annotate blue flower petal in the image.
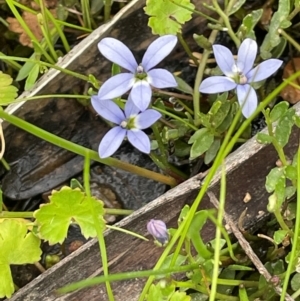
[135,109,161,129]
[213,44,235,76]
[98,38,138,72]
[147,219,168,245]
[142,35,177,71]
[98,126,126,158]
[246,59,283,83]
[98,73,135,100]
[199,76,237,94]
[147,69,177,88]
[124,96,140,117]
[91,97,124,124]
[127,129,151,153]
[236,84,257,118]
[130,81,152,111]
[237,38,257,75]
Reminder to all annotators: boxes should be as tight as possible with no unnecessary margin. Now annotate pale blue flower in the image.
[147,219,169,245]
[91,96,161,158]
[199,38,283,118]
[97,35,178,111]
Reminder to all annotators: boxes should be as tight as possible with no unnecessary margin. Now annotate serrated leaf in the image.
[216,102,237,132]
[260,0,290,59]
[265,167,285,193]
[270,101,289,122]
[256,133,273,144]
[189,129,214,160]
[0,72,18,105]
[237,9,263,39]
[34,186,105,244]
[25,64,40,91]
[275,109,295,147]
[144,0,195,35]
[0,219,41,298]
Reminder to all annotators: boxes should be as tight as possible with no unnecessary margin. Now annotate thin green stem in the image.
[83,154,114,300]
[0,108,177,186]
[106,225,148,241]
[0,55,91,83]
[81,0,92,30]
[0,211,34,218]
[151,123,168,163]
[177,33,198,66]
[209,164,226,301]
[104,0,112,22]
[150,152,188,180]
[278,29,300,53]
[193,28,219,125]
[37,14,58,61]
[45,9,70,53]
[59,263,200,293]
[5,0,55,64]
[212,0,240,48]
[264,113,288,166]
[154,106,197,130]
[288,6,300,21]
[0,52,21,70]
[280,145,300,301]
[1,157,10,171]
[104,209,133,215]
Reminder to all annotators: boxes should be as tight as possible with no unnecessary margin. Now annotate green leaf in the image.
[256,133,273,144]
[170,291,191,301]
[270,101,289,122]
[111,63,121,76]
[189,129,214,160]
[294,115,300,128]
[174,75,193,95]
[204,138,221,164]
[25,64,40,91]
[187,211,212,259]
[144,0,195,35]
[265,167,285,193]
[260,0,291,59]
[0,219,42,298]
[217,268,235,295]
[34,186,105,244]
[216,102,237,132]
[228,0,246,15]
[193,34,212,50]
[275,109,295,147]
[0,72,18,105]
[291,273,300,291]
[237,9,263,39]
[273,229,288,244]
[285,165,297,181]
[274,176,286,207]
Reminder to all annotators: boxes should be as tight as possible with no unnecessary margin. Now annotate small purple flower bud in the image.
[147,219,169,245]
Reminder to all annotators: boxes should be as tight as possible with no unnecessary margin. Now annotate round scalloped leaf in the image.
[0,72,18,106]
[0,219,41,298]
[34,186,106,245]
[144,0,194,35]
